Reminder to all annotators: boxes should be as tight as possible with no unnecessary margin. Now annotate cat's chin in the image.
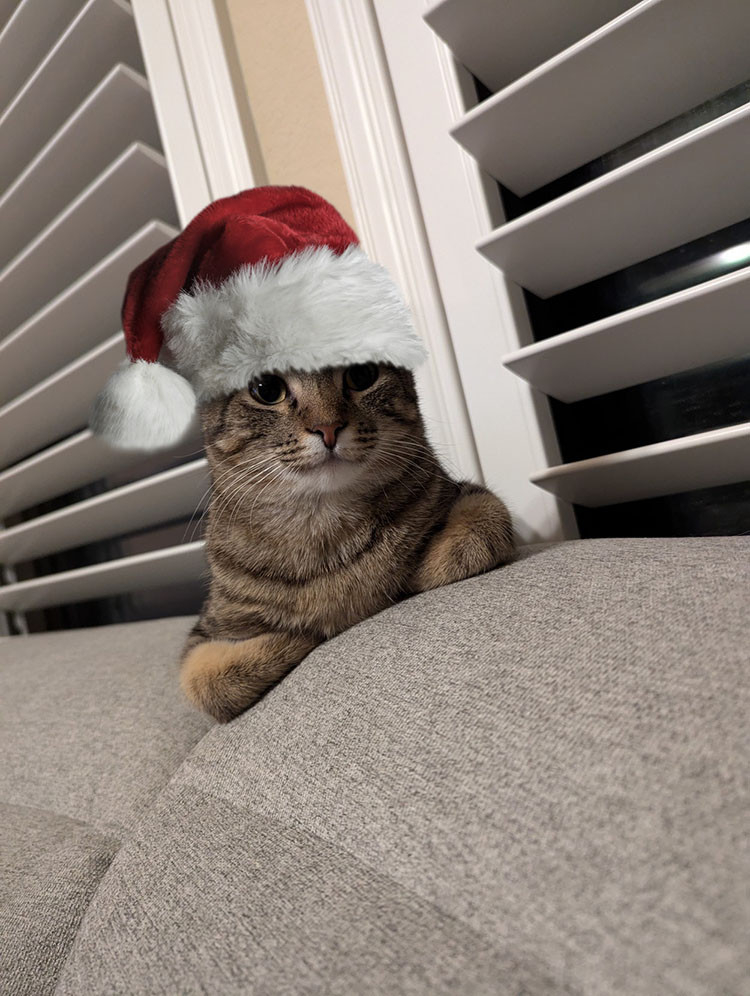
[289,454,365,493]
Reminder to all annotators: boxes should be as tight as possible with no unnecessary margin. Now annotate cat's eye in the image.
[249,374,287,405]
[344,363,379,392]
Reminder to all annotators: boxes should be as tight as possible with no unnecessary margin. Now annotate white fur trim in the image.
[162,245,427,399]
[89,360,197,451]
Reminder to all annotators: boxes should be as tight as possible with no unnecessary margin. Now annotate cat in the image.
[180,361,514,722]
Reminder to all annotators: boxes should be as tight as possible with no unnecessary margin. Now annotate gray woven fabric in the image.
[0,804,118,996]
[57,538,750,995]
[0,615,212,836]
[1,615,213,994]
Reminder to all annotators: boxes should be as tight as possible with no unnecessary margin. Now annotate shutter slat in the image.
[0,0,83,114]
[0,540,206,611]
[0,0,142,190]
[0,336,124,469]
[453,0,750,196]
[0,0,19,33]
[0,0,82,114]
[0,431,140,519]
[0,429,202,520]
[0,221,176,406]
[0,142,176,338]
[0,65,159,271]
[0,459,209,563]
[424,0,634,93]
[503,267,750,402]
[478,103,750,297]
[531,423,750,507]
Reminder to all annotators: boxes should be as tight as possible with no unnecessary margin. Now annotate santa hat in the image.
[90,185,426,450]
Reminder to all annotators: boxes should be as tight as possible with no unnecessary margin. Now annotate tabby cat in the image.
[181,361,514,721]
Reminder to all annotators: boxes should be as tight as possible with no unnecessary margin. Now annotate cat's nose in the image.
[309,422,347,449]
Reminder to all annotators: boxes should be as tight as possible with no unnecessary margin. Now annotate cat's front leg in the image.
[180,630,321,723]
[411,485,514,593]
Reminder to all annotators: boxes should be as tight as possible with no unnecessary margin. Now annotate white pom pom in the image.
[90,360,197,451]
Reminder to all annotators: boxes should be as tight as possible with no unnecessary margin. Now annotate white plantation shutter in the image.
[448,0,750,197]
[0,0,233,630]
[413,0,750,512]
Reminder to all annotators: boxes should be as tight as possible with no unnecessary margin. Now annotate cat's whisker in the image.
[183,494,211,545]
[216,455,284,524]
[212,458,281,527]
[211,451,275,487]
[183,460,249,543]
[245,466,285,521]
[368,446,426,500]
[373,439,437,469]
[380,435,444,457]
[226,468,281,530]
[183,452,278,542]
[375,438,455,483]
[213,458,278,505]
[379,440,450,482]
[198,458,280,539]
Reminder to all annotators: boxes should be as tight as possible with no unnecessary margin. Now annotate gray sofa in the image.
[2,538,748,995]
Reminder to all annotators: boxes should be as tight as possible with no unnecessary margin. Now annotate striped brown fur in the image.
[181,364,514,722]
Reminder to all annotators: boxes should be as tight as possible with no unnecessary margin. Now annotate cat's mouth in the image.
[312,450,358,469]
[289,447,366,478]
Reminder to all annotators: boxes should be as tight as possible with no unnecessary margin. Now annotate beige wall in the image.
[215,0,355,230]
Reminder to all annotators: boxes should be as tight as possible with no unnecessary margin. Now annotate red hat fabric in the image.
[123,186,359,364]
[89,186,425,451]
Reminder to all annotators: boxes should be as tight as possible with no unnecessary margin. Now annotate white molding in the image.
[305,0,482,484]
[165,0,256,200]
[130,0,211,224]
[371,0,574,541]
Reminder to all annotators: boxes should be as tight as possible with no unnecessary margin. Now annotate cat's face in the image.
[200,363,424,500]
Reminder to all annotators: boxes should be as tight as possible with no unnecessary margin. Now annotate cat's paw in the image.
[181,640,260,723]
[411,488,514,593]
[180,632,319,722]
